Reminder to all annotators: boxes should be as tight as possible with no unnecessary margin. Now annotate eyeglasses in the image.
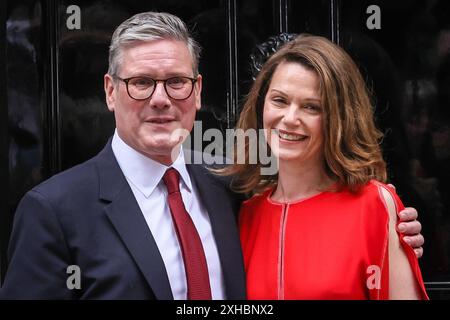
[114,75,198,101]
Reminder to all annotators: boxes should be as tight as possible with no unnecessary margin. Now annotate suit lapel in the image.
[95,141,173,300]
[187,163,246,299]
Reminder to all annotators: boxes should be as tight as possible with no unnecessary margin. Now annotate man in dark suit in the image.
[0,12,423,299]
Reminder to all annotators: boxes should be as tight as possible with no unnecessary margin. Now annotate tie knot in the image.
[163,168,180,194]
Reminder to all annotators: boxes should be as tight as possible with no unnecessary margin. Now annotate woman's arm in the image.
[380,188,421,300]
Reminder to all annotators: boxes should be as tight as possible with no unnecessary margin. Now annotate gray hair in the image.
[108,12,201,76]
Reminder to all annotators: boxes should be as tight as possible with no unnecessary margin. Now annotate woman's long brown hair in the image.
[217,34,386,194]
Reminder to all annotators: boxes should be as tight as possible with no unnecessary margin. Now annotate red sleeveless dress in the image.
[239,181,429,299]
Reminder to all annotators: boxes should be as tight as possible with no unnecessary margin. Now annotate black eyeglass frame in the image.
[113,75,198,101]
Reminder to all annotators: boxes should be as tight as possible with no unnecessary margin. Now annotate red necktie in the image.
[162,168,212,300]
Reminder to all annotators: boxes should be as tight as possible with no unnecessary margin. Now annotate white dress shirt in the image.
[111,131,225,299]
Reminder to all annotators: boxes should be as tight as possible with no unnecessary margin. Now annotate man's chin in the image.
[140,139,181,162]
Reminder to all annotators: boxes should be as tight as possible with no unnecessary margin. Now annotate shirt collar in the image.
[111,130,193,198]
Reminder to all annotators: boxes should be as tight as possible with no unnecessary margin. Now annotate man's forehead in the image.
[120,38,189,51]
[119,40,194,70]
[119,40,191,61]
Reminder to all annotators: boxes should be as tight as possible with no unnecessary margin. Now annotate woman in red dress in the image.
[221,35,428,299]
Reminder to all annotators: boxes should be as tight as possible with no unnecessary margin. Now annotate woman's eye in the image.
[304,104,321,112]
[272,97,286,104]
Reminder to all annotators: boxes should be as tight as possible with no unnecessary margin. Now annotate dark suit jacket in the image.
[0,141,246,299]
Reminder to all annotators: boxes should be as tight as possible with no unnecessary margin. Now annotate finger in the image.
[403,234,425,248]
[414,247,423,259]
[387,183,396,190]
[397,220,422,235]
[398,207,418,221]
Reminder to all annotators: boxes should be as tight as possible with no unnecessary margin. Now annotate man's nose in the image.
[149,82,170,109]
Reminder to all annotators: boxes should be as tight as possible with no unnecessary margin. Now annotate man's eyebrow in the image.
[129,73,194,78]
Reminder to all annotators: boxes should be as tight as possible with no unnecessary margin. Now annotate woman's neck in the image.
[272,159,334,203]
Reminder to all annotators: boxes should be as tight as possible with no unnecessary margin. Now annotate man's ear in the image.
[194,74,202,111]
[104,74,116,112]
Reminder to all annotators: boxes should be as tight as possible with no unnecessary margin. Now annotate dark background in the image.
[1,0,449,299]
